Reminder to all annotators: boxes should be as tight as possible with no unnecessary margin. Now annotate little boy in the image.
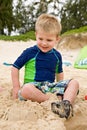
[11,14,79,118]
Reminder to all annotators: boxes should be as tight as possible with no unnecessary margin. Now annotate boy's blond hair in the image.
[35,13,62,36]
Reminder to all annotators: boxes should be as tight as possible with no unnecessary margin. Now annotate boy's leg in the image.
[51,79,79,118]
[19,83,50,103]
[63,79,79,104]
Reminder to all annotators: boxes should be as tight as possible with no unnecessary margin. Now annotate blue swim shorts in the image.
[18,79,72,101]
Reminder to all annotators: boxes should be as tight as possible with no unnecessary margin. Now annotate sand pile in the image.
[57,33,87,50]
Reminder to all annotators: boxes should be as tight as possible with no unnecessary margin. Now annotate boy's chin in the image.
[38,46,52,53]
[41,49,51,53]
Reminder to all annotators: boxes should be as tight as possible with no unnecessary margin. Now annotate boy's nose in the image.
[42,41,48,46]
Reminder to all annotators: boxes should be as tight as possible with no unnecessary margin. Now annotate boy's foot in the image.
[51,100,73,119]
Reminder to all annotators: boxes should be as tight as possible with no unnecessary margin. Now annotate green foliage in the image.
[0,0,62,35]
[0,0,87,36]
[0,0,14,35]
[0,31,36,41]
[60,0,87,33]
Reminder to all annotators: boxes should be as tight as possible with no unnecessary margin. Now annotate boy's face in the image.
[35,30,59,53]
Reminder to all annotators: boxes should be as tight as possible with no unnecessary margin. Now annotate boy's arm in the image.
[11,66,20,99]
[55,72,64,82]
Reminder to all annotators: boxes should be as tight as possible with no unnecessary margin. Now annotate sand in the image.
[0,34,87,130]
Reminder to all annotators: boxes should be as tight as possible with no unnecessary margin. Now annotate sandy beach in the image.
[0,34,87,130]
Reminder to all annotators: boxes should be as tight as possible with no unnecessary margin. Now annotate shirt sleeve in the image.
[13,48,32,69]
[55,52,63,73]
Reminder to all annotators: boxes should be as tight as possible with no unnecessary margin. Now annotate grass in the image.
[0,26,87,41]
[0,31,36,41]
[62,26,87,36]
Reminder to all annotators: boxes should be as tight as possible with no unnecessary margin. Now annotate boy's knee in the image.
[71,79,79,86]
[68,79,79,91]
[21,84,34,95]
[19,85,33,100]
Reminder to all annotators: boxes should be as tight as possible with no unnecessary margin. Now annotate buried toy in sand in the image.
[51,100,73,119]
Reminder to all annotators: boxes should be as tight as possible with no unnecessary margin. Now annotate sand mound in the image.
[57,33,87,50]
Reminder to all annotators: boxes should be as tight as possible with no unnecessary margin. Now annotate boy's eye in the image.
[38,38,53,42]
[39,38,43,40]
[47,39,52,42]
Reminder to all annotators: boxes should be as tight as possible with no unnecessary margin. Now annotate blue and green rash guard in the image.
[13,45,63,84]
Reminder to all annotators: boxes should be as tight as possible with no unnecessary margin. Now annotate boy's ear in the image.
[56,36,61,42]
